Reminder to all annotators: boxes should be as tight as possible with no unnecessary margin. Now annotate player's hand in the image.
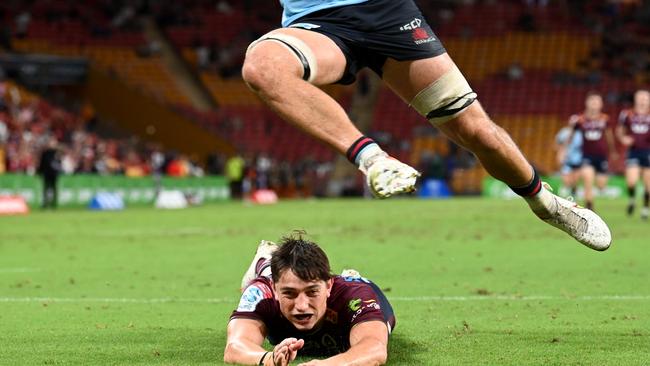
[271,338,304,366]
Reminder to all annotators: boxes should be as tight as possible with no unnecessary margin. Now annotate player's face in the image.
[273,269,333,331]
[634,91,650,112]
[585,95,603,112]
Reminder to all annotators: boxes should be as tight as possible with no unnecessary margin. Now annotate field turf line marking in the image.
[0,268,41,273]
[1,295,650,304]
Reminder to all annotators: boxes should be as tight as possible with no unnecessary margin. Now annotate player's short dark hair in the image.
[586,90,602,99]
[271,231,332,283]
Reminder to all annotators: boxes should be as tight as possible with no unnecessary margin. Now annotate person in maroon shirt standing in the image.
[564,92,618,211]
[616,89,650,220]
[224,234,395,366]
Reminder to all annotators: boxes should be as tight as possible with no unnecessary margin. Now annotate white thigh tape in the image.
[409,65,477,125]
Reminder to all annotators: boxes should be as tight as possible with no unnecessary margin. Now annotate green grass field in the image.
[1,198,649,365]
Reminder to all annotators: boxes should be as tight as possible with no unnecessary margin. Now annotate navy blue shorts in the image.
[626,149,650,168]
[289,0,446,84]
[582,155,609,174]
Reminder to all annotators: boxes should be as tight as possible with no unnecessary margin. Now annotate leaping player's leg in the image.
[382,55,611,250]
[625,164,640,216]
[242,28,358,153]
[242,28,418,198]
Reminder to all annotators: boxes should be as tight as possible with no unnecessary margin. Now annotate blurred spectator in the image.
[225,153,245,199]
[37,137,61,209]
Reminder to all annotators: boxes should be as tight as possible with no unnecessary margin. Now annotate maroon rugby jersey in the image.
[569,113,612,157]
[230,276,394,357]
[618,109,650,150]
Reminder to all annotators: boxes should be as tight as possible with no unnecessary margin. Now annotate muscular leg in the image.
[383,55,611,249]
[243,28,419,198]
[382,54,532,186]
[242,28,361,155]
[625,165,640,215]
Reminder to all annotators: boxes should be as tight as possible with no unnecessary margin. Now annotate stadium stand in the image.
[2,0,648,195]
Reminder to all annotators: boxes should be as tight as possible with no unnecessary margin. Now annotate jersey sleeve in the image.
[230,280,275,322]
[343,284,386,327]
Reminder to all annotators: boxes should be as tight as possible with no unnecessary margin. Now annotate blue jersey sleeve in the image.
[280,0,370,26]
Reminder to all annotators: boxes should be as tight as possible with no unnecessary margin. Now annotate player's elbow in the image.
[374,346,388,365]
[222,342,238,364]
[361,342,387,366]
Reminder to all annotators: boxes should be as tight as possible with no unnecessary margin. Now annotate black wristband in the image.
[259,351,269,366]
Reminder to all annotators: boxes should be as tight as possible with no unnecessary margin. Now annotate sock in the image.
[628,186,636,204]
[513,169,556,217]
[346,136,382,166]
[509,168,542,197]
[570,186,577,197]
[255,258,272,279]
[586,201,593,210]
[645,191,650,208]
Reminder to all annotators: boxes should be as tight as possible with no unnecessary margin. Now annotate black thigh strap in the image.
[264,36,311,81]
[426,92,477,120]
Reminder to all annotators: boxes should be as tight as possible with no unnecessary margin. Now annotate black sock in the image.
[346,136,377,164]
[628,186,636,199]
[586,201,593,210]
[509,168,542,197]
[645,191,650,208]
[570,186,577,197]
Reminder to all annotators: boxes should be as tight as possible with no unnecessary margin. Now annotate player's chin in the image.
[290,314,316,329]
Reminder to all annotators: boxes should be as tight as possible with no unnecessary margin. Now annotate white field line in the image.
[0,268,41,273]
[1,295,650,304]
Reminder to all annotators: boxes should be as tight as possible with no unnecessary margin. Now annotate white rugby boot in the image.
[360,152,420,198]
[533,183,611,251]
[240,240,278,290]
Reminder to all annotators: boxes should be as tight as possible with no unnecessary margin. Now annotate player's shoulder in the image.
[236,277,274,313]
[329,276,377,307]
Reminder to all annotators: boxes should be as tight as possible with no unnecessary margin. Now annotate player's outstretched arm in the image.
[223,318,268,365]
[225,319,305,366]
[298,321,388,366]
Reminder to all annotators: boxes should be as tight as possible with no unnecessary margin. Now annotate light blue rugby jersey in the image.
[555,127,583,166]
[280,0,370,27]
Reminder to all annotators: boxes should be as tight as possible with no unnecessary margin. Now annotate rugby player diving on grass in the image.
[224,234,395,366]
[241,0,612,250]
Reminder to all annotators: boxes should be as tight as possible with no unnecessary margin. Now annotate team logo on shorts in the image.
[400,17,436,45]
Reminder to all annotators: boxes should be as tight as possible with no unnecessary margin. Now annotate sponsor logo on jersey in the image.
[237,285,265,312]
[348,298,361,312]
[290,23,321,30]
[350,301,381,323]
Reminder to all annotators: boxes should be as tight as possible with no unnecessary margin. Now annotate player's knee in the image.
[241,46,287,93]
[409,65,477,125]
[243,32,317,91]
